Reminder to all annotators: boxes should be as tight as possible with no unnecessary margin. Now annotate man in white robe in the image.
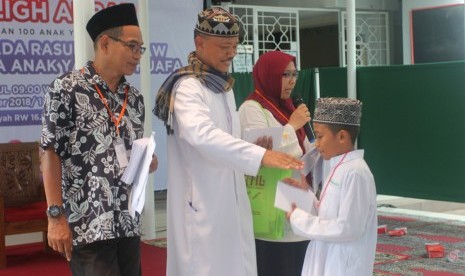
[153,8,303,276]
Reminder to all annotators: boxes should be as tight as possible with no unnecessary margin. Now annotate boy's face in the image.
[313,122,346,160]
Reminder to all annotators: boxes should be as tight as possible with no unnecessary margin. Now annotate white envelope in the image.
[274,180,317,215]
[242,126,283,149]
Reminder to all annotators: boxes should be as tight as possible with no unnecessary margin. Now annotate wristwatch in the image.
[46,204,65,218]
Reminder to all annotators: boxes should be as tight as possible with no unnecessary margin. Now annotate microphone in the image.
[292,96,315,143]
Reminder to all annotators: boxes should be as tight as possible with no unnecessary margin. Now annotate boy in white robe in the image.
[286,97,377,276]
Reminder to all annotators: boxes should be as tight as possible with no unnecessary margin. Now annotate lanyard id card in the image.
[114,137,129,168]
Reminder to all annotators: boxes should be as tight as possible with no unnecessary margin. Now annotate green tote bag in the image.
[244,100,292,240]
[246,166,292,240]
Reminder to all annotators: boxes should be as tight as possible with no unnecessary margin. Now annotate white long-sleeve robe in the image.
[290,150,377,276]
[166,77,266,276]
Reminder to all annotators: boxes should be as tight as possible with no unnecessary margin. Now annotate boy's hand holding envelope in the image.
[274,174,318,220]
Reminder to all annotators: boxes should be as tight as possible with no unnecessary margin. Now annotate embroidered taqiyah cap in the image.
[313,97,362,126]
[86,3,139,42]
[195,7,240,37]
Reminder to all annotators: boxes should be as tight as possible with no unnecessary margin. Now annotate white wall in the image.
[402,0,465,64]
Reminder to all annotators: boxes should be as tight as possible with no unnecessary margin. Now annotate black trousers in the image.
[255,239,309,276]
[69,236,141,276]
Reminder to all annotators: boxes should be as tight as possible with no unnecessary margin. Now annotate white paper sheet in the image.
[123,132,156,218]
[300,145,324,195]
[274,180,318,215]
[301,146,320,176]
[242,126,283,149]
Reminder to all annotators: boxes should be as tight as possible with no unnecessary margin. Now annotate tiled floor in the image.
[377,195,465,216]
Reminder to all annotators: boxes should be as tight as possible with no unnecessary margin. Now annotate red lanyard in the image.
[316,153,348,208]
[94,84,128,136]
[254,89,289,122]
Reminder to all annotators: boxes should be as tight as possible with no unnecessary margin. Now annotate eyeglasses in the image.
[282,71,299,79]
[108,35,146,55]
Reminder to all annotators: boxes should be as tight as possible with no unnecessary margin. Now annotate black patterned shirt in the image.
[40,61,145,246]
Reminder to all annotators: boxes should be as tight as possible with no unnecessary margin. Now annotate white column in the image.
[73,0,94,69]
[346,0,356,99]
[138,0,157,241]
[314,68,320,99]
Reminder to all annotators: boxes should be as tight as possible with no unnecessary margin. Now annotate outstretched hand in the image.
[261,150,303,170]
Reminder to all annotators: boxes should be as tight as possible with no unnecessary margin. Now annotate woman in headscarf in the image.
[238,51,313,276]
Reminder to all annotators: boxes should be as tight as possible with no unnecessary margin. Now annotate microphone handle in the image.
[292,96,315,143]
[303,122,315,143]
